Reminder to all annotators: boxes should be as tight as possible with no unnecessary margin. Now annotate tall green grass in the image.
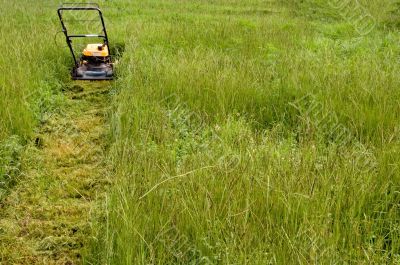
[88,0,400,264]
[0,0,68,195]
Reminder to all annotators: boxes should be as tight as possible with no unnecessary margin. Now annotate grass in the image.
[0,0,69,198]
[1,0,400,264]
[0,81,111,263]
[88,1,400,264]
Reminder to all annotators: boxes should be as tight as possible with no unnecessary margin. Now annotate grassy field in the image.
[1,0,400,264]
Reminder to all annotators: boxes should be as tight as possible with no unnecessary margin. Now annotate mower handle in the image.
[68,34,106,38]
[57,4,110,66]
[60,3,100,8]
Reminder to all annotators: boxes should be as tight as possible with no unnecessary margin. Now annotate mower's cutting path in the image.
[0,82,111,264]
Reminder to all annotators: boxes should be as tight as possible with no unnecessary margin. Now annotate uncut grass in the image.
[0,0,70,196]
[89,0,400,264]
[0,0,69,140]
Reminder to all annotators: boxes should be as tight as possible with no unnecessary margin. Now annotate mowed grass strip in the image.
[0,82,111,264]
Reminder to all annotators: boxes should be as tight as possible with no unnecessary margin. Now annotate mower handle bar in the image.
[58,7,101,11]
[68,34,106,38]
[60,3,100,8]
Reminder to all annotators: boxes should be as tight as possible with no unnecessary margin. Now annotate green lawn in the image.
[1,0,399,264]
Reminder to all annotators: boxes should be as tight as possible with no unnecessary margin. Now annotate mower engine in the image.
[74,43,113,80]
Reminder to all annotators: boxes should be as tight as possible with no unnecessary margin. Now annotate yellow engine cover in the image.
[83,44,109,57]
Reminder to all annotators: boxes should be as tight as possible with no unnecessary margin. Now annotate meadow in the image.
[0,0,399,264]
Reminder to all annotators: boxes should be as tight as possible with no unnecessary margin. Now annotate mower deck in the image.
[73,63,113,80]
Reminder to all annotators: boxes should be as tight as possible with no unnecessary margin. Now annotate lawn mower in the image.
[57,3,113,80]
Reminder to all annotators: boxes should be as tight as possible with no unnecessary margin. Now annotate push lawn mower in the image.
[57,3,113,80]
